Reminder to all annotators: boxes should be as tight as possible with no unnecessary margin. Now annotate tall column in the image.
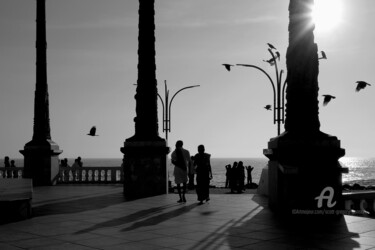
[20,0,62,186]
[264,0,347,214]
[121,0,169,200]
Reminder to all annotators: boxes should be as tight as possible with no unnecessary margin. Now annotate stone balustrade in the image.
[342,191,375,216]
[58,167,123,184]
[0,167,23,179]
[0,167,123,184]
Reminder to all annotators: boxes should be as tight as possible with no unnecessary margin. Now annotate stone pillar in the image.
[121,0,169,200]
[20,0,62,186]
[264,0,347,214]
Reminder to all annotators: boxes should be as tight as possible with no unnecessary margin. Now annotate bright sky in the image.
[0,0,374,159]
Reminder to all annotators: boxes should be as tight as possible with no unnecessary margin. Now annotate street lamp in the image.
[235,45,287,136]
[158,80,200,141]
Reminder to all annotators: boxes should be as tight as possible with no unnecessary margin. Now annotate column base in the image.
[20,139,62,186]
[264,131,347,215]
[121,140,170,200]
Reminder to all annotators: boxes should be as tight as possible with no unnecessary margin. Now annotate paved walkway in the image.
[1,185,375,250]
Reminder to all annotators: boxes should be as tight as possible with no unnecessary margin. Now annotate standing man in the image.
[171,140,191,203]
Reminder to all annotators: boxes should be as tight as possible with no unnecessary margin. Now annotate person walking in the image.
[194,145,212,205]
[225,164,231,188]
[246,165,254,185]
[171,140,191,203]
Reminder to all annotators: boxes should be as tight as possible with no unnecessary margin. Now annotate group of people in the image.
[60,157,83,168]
[225,161,254,193]
[3,156,16,168]
[171,140,212,205]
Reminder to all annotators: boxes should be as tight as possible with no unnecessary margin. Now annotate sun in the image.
[312,0,343,33]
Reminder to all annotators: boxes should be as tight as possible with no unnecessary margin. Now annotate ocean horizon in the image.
[7,157,375,188]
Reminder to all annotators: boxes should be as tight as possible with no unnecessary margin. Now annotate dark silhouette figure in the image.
[72,157,83,168]
[222,64,234,71]
[237,161,245,193]
[194,145,212,205]
[230,161,238,193]
[4,156,10,168]
[171,140,191,203]
[318,51,327,60]
[60,158,70,167]
[355,81,371,92]
[267,43,277,50]
[322,94,336,106]
[264,105,272,111]
[225,164,231,188]
[87,126,98,136]
[10,160,16,168]
[246,165,254,185]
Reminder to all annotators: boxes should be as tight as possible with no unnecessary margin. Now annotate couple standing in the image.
[171,140,212,205]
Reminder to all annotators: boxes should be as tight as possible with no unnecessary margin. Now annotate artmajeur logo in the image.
[314,186,336,208]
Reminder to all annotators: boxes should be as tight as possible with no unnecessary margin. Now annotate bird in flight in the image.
[264,105,272,111]
[322,95,335,106]
[267,43,276,50]
[222,64,234,71]
[355,81,371,92]
[319,51,327,60]
[87,126,99,136]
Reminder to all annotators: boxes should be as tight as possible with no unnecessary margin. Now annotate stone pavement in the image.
[1,185,375,250]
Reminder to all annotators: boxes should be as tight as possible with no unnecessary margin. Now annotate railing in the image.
[0,167,24,179]
[57,167,123,184]
[0,167,123,184]
[342,191,375,216]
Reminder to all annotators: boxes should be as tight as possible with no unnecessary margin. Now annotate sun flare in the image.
[312,0,343,33]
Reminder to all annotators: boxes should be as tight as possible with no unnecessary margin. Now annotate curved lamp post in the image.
[236,47,287,135]
[158,80,200,141]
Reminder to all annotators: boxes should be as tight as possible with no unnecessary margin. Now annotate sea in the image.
[9,157,375,187]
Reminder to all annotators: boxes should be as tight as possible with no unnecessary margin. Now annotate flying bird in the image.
[264,105,272,111]
[267,43,276,50]
[222,64,234,71]
[319,51,327,60]
[87,126,99,136]
[355,81,371,92]
[322,95,336,106]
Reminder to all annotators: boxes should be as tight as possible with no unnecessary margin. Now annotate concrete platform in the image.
[0,185,374,249]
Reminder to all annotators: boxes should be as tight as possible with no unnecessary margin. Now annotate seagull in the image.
[319,51,327,60]
[263,58,276,66]
[222,64,234,71]
[355,81,371,92]
[322,95,335,106]
[264,105,272,111]
[87,126,99,136]
[267,43,276,50]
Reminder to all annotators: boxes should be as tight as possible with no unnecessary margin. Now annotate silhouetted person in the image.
[225,164,231,188]
[60,158,70,167]
[10,160,16,168]
[194,145,212,205]
[171,140,191,203]
[246,165,254,185]
[230,161,238,193]
[72,158,82,168]
[77,157,83,167]
[4,156,10,168]
[237,161,245,193]
[188,156,195,190]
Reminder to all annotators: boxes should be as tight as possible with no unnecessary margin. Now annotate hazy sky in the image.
[0,0,374,159]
